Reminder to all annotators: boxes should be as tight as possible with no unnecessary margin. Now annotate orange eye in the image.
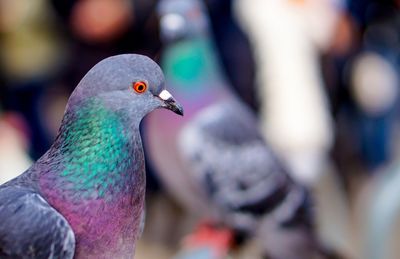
[133,81,147,94]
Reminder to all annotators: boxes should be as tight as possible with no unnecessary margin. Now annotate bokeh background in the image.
[1,0,400,258]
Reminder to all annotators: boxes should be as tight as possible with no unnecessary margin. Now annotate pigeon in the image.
[0,54,183,259]
[145,0,319,258]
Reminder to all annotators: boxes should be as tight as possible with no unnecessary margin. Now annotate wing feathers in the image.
[0,186,75,259]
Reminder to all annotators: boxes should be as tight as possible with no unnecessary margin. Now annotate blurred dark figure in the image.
[330,0,400,173]
[204,0,257,112]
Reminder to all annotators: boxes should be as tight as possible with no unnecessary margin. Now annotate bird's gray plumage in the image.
[178,99,309,232]
[0,186,75,259]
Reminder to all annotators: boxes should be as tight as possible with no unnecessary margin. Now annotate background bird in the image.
[0,54,183,258]
[145,0,320,258]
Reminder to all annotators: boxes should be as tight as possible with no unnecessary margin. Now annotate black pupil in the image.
[137,84,144,91]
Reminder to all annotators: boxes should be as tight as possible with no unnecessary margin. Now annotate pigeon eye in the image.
[133,81,147,94]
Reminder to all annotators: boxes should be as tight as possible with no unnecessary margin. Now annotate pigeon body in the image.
[0,54,183,258]
[178,98,311,233]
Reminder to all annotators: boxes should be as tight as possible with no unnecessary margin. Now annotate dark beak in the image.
[158,90,184,116]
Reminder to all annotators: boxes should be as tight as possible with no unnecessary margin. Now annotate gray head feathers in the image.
[65,54,183,120]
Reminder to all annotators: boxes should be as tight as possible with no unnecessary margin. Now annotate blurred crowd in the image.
[1,0,400,258]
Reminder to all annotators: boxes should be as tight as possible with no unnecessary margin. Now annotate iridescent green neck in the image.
[163,37,225,93]
[48,99,137,198]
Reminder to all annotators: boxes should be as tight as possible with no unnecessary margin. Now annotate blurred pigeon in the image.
[178,99,307,230]
[0,54,183,258]
[145,0,320,258]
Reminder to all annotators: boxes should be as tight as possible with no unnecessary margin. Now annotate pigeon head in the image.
[39,54,183,200]
[67,54,183,122]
